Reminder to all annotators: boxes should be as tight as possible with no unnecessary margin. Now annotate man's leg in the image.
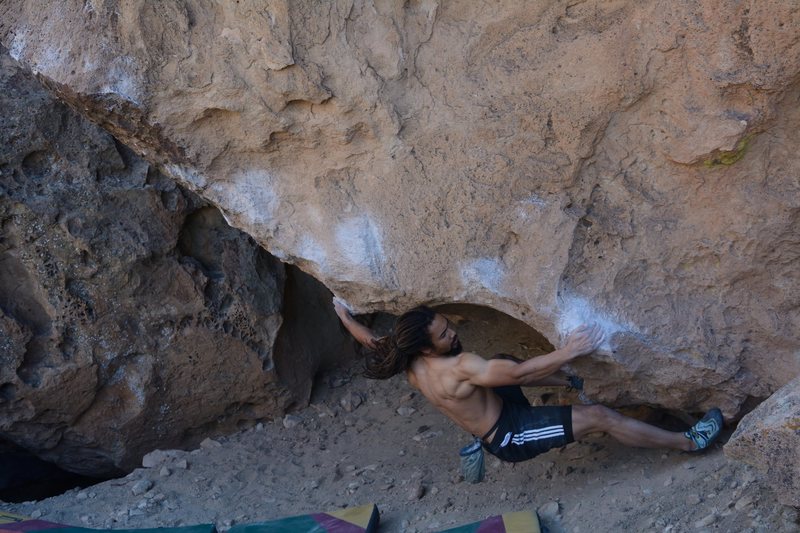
[571,404,694,451]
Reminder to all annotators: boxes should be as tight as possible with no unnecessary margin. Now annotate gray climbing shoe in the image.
[685,408,723,451]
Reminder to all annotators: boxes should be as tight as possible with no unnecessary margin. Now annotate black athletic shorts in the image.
[482,386,574,463]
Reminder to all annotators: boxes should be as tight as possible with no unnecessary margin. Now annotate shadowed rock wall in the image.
[0,51,304,476]
[1,1,798,420]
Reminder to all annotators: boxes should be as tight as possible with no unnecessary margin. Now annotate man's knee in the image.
[573,404,619,434]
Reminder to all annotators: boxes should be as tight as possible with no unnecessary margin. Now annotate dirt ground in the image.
[1,358,799,533]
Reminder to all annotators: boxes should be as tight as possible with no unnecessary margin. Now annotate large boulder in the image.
[725,376,800,507]
[0,50,302,476]
[1,1,799,419]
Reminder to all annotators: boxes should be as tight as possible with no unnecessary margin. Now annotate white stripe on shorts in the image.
[501,424,565,447]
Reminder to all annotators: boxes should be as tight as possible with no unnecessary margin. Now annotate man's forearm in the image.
[512,348,575,385]
[337,312,378,349]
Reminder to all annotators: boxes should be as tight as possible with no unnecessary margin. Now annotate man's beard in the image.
[446,337,463,356]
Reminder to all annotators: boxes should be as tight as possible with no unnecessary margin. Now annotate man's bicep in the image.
[461,356,519,388]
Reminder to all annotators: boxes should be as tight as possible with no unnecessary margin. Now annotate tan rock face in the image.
[1,1,799,419]
[725,376,800,507]
[0,52,305,476]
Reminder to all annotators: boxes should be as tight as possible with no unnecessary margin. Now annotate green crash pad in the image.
[228,503,379,533]
[437,510,542,533]
[0,512,214,533]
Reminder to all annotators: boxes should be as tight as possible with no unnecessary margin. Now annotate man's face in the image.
[425,314,463,356]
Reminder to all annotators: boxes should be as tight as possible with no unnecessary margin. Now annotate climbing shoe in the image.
[685,408,723,451]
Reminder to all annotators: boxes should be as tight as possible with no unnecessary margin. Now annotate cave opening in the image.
[0,440,110,503]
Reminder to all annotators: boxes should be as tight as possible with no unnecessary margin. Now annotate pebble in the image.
[159,467,171,477]
[412,429,442,441]
[409,482,425,500]
[128,509,145,517]
[142,449,170,468]
[329,376,350,388]
[735,495,755,511]
[200,438,222,449]
[283,414,302,429]
[131,479,153,496]
[686,493,702,505]
[175,459,188,470]
[663,476,674,487]
[340,391,364,412]
[76,491,88,500]
[255,423,264,431]
[397,406,416,416]
[694,513,717,528]
[30,511,42,519]
[538,501,560,519]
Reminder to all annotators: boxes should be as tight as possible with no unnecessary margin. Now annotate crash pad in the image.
[228,503,379,533]
[0,513,214,533]
[437,510,542,533]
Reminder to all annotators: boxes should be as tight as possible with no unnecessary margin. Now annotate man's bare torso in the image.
[407,352,503,441]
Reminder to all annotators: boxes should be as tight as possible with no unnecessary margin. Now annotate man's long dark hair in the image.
[364,306,436,379]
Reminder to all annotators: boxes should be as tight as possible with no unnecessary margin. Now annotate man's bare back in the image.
[407,352,503,441]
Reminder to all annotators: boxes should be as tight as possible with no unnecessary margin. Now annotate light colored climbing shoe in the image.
[685,408,723,451]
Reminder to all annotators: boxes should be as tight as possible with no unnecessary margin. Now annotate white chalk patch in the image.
[335,216,385,274]
[557,295,630,352]
[460,257,505,294]
[208,169,278,228]
[521,194,547,207]
[298,234,327,266]
[165,164,208,190]
[99,56,141,104]
[31,46,62,76]
[9,31,26,61]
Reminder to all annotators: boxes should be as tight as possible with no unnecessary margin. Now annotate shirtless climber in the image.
[333,301,723,463]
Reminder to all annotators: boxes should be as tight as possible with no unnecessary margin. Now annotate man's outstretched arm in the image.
[457,324,603,387]
[333,298,379,350]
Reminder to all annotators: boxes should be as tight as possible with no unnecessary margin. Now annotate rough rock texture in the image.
[1,1,799,420]
[0,50,320,477]
[725,376,800,507]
